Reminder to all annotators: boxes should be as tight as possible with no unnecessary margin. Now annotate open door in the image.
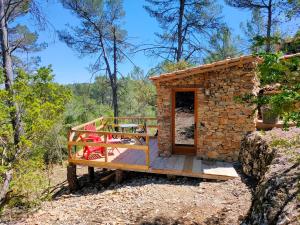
[172,88,197,155]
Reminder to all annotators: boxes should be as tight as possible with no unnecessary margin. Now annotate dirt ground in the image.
[175,109,195,145]
[1,165,252,225]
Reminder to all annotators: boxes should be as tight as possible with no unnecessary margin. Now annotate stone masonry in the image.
[151,58,260,162]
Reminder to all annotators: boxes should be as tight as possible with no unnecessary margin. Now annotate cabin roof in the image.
[149,55,260,82]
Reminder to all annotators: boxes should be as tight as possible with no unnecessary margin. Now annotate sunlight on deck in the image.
[71,138,238,180]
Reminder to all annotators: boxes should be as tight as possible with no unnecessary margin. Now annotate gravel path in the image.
[2,168,251,225]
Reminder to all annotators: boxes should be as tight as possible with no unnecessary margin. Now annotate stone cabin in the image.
[149,55,260,162]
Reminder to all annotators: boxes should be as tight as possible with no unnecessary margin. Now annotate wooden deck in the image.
[67,114,296,182]
[69,138,238,180]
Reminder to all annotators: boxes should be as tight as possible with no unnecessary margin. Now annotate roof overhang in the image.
[149,55,261,83]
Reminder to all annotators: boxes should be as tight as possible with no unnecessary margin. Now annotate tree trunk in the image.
[0,0,23,205]
[176,0,185,62]
[0,1,23,147]
[112,28,119,127]
[265,0,272,53]
[0,169,12,207]
[112,85,118,118]
[98,31,118,125]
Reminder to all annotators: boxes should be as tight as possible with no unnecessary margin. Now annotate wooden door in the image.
[172,88,197,155]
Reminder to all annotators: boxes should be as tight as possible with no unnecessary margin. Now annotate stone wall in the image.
[154,62,259,161]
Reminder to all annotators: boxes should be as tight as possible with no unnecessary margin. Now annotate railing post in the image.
[145,135,150,168]
[68,144,72,159]
[68,130,75,159]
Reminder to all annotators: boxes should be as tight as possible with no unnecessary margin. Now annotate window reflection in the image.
[175,91,195,145]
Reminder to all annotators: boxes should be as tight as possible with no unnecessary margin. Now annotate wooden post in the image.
[67,164,79,192]
[88,167,95,182]
[67,130,75,159]
[115,170,123,184]
[145,135,150,168]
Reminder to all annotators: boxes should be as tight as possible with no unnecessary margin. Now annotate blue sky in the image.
[22,0,298,84]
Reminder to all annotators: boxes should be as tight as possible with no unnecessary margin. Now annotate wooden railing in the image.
[67,116,157,170]
[103,117,157,132]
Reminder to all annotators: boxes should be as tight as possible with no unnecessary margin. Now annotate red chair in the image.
[82,124,122,156]
[84,124,101,141]
[79,135,105,160]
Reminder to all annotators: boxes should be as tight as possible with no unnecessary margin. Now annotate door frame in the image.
[172,88,198,155]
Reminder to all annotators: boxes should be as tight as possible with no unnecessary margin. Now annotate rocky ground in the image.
[240,127,300,225]
[3,127,298,225]
[1,166,252,225]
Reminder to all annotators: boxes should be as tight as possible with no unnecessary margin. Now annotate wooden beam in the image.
[100,172,116,186]
[71,130,149,138]
[148,168,233,181]
[72,117,104,130]
[115,170,124,184]
[88,167,94,182]
[69,158,149,171]
[146,125,158,128]
[104,116,156,120]
[67,164,79,192]
[145,136,150,168]
[96,124,105,130]
[68,141,148,151]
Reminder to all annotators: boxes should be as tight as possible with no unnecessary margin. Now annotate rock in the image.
[239,132,276,181]
[240,129,300,225]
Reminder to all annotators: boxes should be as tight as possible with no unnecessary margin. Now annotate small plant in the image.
[238,52,300,128]
[261,105,279,124]
[270,136,300,163]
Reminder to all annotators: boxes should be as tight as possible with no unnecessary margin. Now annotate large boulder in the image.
[240,129,300,225]
[239,132,276,181]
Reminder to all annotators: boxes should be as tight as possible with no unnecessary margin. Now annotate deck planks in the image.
[192,158,203,173]
[71,138,238,180]
[182,156,194,173]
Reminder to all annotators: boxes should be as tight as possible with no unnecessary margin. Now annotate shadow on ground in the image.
[52,169,204,200]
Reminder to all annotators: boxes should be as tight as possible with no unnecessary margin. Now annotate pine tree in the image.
[142,0,223,63]
[225,0,298,52]
[59,0,131,121]
[204,27,241,63]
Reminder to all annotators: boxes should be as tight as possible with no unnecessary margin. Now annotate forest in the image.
[0,0,299,219]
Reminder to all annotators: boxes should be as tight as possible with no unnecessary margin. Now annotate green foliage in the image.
[64,95,113,128]
[270,136,300,162]
[9,157,48,208]
[281,30,300,54]
[258,52,300,86]
[240,52,300,127]
[66,67,157,120]
[0,66,71,207]
[147,60,194,76]
[286,0,300,18]
[12,67,71,144]
[161,60,194,73]
[252,35,281,53]
[240,9,265,53]
[204,27,241,63]
[119,76,156,117]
